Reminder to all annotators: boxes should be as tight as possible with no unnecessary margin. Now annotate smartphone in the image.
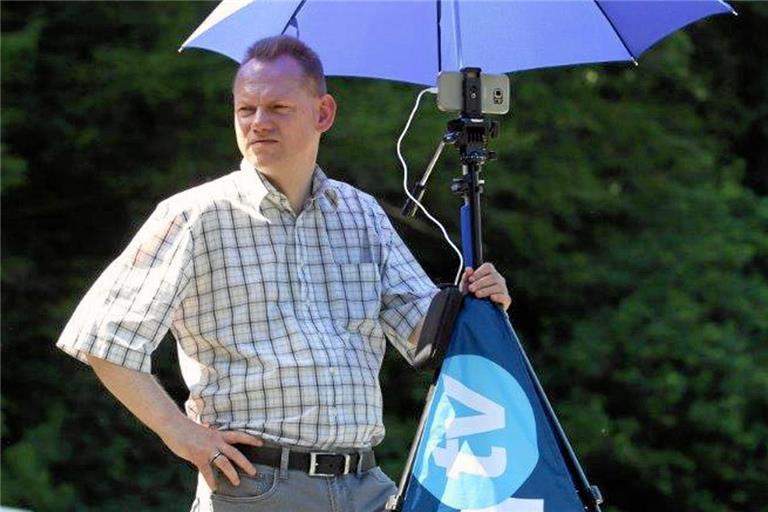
[437,71,510,115]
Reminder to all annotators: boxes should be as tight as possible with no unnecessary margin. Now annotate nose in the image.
[249,107,273,132]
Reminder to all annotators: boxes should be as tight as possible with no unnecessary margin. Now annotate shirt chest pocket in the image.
[329,263,381,331]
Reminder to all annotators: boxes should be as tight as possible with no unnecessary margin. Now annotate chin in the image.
[249,154,281,172]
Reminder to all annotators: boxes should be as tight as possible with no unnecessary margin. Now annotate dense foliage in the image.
[2,2,766,511]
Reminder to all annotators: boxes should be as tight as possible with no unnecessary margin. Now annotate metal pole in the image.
[385,377,439,511]
[512,331,604,511]
[467,161,484,266]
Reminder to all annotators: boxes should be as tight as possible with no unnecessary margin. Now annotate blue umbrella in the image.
[180,0,735,86]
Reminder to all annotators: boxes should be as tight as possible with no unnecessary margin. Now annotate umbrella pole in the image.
[388,69,602,511]
[451,108,603,512]
[452,114,603,512]
[453,122,603,511]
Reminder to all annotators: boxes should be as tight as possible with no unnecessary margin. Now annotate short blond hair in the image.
[238,35,326,96]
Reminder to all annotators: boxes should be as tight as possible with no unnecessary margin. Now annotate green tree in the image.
[2,2,765,511]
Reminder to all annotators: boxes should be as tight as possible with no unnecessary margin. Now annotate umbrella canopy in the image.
[180,0,735,86]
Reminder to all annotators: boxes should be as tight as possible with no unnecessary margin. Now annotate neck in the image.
[260,162,315,214]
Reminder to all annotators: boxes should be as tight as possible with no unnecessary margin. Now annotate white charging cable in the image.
[396,87,465,286]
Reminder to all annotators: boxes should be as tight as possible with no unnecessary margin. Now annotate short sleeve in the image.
[56,201,196,373]
[375,206,439,365]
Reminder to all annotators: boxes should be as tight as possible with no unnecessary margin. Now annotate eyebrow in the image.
[236,97,294,107]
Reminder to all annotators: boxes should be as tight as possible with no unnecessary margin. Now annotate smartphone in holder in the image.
[437,71,510,115]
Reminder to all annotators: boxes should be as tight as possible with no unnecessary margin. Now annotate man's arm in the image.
[408,318,425,347]
[406,264,511,348]
[86,355,262,490]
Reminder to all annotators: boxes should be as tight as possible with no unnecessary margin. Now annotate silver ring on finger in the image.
[209,450,224,466]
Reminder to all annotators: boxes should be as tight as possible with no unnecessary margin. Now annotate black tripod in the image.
[387,68,603,512]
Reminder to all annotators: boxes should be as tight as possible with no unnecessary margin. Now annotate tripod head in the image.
[401,68,501,267]
[448,67,502,166]
[402,68,501,219]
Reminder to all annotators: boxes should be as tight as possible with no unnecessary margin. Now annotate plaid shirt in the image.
[57,159,438,449]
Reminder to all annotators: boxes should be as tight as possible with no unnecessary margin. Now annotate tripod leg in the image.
[385,382,438,511]
[510,318,604,512]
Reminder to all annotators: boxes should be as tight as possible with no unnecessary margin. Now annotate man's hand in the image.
[162,420,264,492]
[459,262,512,312]
[85,355,264,492]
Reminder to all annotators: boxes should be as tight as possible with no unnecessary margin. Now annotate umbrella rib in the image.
[280,0,308,36]
[451,0,463,69]
[593,0,638,64]
[437,0,442,72]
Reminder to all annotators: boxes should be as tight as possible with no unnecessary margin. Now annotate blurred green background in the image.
[2,2,766,511]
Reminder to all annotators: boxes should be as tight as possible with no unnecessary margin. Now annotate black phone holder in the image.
[402,67,499,268]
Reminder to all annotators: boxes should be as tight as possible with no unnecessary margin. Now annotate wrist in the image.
[156,409,195,444]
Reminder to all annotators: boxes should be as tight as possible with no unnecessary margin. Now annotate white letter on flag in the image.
[432,375,507,479]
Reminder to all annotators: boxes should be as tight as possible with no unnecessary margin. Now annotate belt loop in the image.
[279,447,290,480]
[356,450,364,476]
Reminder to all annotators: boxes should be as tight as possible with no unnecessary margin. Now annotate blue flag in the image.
[401,297,584,512]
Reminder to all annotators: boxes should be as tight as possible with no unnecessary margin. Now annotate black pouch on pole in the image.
[412,284,464,371]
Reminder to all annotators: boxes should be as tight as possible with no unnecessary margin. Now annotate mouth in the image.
[249,139,277,146]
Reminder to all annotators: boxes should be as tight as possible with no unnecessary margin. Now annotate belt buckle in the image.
[309,452,351,477]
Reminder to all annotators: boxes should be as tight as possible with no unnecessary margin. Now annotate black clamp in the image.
[411,285,465,371]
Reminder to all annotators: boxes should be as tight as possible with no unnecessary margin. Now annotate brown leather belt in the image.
[234,444,377,477]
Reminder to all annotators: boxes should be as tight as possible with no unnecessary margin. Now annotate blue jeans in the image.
[190,447,398,512]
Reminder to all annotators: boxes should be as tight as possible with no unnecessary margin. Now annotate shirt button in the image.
[329,367,336,375]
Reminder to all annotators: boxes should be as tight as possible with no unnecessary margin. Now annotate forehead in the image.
[233,56,314,101]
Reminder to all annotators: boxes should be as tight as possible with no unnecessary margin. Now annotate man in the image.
[57,35,511,511]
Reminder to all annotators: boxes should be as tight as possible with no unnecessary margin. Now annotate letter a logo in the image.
[433,375,507,479]
[413,355,540,510]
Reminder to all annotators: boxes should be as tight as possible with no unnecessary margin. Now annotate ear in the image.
[316,93,337,134]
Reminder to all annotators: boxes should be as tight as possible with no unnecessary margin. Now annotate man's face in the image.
[233,56,336,174]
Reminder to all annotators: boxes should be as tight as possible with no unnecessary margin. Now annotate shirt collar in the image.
[237,158,339,212]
